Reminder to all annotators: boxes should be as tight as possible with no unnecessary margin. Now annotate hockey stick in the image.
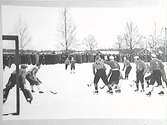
[36,77,58,94]
[146,86,157,96]
[87,81,106,89]
[40,83,58,95]
[150,86,156,93]
[49,90,57,94]
[100,85,105,89]
[3,112,19,116]
[146,85,165,96]
[100,75,110,89]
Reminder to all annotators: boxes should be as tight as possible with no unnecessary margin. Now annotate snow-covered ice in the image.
[2,63,167,120]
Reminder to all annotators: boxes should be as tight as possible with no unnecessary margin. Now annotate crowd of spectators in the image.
[3,51,166,69]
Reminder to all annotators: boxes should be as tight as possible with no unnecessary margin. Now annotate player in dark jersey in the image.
[92,56,113,94]
[3,64,33,103]
[104,56,121,93]
[146,54,166,96]
[145,64,152,88]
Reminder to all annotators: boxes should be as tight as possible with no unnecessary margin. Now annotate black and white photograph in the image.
[0,0,167,125]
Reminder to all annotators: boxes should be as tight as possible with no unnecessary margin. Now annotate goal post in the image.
[2,35,20,115]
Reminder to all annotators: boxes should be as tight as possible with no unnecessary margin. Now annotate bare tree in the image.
[58,8,77,52]
[123,22,142,53]
[115,35,123,50]
[165,27,167,61]
[15,16,31,51]
[83,34,97,51]
[147,23,158,51]
[148,24,166,53]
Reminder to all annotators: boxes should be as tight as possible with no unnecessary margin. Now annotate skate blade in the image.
[146,93,152,97]
[93,91,99,95]
[115,90,121,93]
[50,91,57,94]
[107,91,113,94]
[87,84,91,87]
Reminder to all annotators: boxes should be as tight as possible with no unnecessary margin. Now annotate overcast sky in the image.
[2,3,167,50]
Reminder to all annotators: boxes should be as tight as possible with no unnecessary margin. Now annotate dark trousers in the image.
[149,70,162,86]
[94,69,109,91]
[65,64,68,70]
[26,74,40,86]
[109,70,120,86]
[136,70,144,90]
[3,74,32,102]
[125,66,132,79]
[161,69,167,87]
[5,74,25,90]
[71,65,75,70]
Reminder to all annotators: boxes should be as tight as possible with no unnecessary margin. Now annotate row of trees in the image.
[12,8,167,55]
[116,22,167,55]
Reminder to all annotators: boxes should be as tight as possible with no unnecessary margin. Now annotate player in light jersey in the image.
[92,56,113,94]
[134,56,146,92]
[70,57,76,74]
[64,57,70,70]
[26,65,44,93]
[122,57,132,79]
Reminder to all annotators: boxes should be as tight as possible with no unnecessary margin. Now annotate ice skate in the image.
[3,98,7,103]
[140,89,145,92]
[129,84,133,87]
[31,90,35,93]
[114,85,118,89]
[158,91,164,95]
[39,91,44,93]
[146,91,152,96]
[107,89,113,94]
[134,89,139,92]
[27,98,32,104]
[87,84,91,87]
[94,90,99,94]
[115,89,121,93]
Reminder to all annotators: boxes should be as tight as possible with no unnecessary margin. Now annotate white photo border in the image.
[0,0,167,125]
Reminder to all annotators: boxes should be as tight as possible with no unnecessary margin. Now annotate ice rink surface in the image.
[2,63,167,120]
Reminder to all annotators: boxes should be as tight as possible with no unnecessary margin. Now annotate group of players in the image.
[3,55,77,104]
[64,56,76,73]
[92,53,167,96]
[3,64,43,104]
[3,53,167,104]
